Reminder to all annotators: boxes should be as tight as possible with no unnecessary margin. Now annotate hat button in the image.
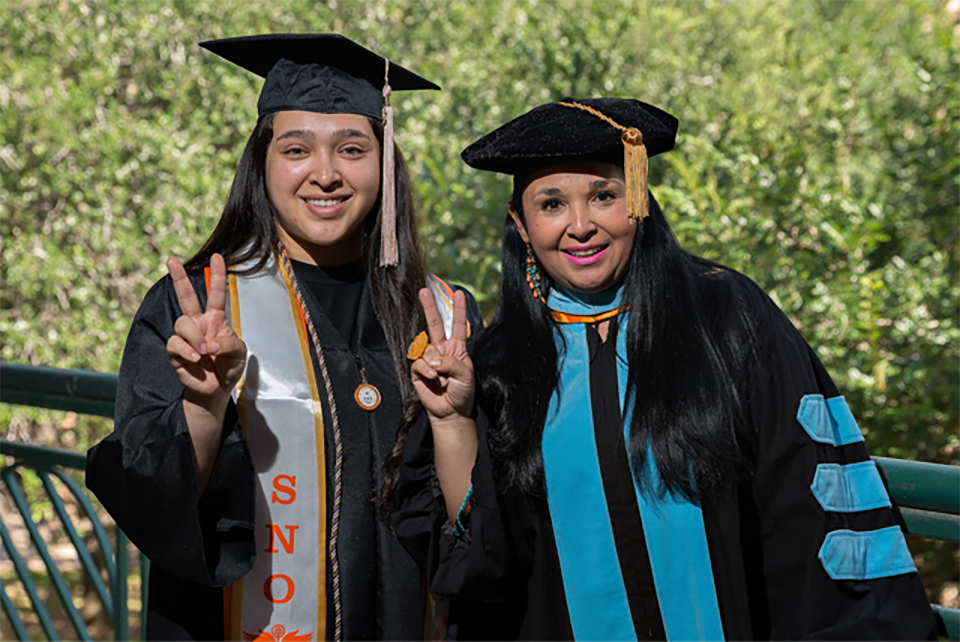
[621,128,643,146]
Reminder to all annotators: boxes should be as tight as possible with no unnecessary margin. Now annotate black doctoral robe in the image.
[390,272,937,641]
[87,261,482,641]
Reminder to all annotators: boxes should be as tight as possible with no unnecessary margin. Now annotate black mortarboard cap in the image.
[199,33,440,119]
[462,98,679,220]
[200,33,439,266]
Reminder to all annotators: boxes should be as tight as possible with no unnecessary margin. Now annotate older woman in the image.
[87,34,481,641]
[388,98,936,640]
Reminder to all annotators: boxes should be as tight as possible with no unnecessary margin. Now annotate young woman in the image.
[87,34,481,641]
[388,98,937,640]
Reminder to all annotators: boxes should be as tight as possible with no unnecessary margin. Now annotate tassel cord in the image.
[557,100,650,221]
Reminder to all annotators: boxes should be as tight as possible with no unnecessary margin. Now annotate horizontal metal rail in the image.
[1,362,958,638]
[875,456,960,515]
[874,457,960,550]
[1,362,117,418]
[937,605,960,641]
[0,438,87,469]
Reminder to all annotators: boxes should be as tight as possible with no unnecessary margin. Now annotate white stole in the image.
[216,254,456,641]
[224,253,326,642]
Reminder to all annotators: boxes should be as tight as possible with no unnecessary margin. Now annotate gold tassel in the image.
[558,101,650,221]
[379,59,398,267]
[621,128,648,221]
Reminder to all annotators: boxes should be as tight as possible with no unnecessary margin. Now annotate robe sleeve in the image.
[85,272,256,587]
[746,302,937,640]
[389,406,518,601]
[452,283,485,338]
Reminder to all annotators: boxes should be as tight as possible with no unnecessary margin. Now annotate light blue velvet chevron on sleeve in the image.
[818,526,917,580]
[810,461,892,513]
[797,394,864,446]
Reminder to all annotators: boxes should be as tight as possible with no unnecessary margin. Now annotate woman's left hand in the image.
[411,288,475,425]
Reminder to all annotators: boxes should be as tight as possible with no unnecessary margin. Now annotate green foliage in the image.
[4,0,955,458]
[1,0,957,590]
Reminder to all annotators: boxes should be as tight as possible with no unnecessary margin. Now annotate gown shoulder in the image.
[86,269,256,587]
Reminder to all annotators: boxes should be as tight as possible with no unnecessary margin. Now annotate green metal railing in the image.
[1,363,147,641]
[1,362,958,639]
[1,364,117,419]
[873,456,960,638]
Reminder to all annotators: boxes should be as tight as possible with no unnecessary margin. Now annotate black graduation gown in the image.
[390,275,937,641]
[87,263,482,641]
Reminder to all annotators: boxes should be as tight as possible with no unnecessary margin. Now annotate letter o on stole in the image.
[264,574,295,604]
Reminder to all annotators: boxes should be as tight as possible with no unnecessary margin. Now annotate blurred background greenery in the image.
[1,0,957,609]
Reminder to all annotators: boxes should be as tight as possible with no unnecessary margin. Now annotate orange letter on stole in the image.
[271,474,297,504]
[264,574,295,604]
[264,524,299,554]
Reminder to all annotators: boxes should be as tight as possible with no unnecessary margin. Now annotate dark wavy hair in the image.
[184,113,428,399]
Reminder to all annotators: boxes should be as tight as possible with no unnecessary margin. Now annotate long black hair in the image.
[382,176,764,518]
[471,186,762,504]
[185,113,428,400]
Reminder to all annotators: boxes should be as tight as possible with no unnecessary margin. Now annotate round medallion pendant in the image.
[354,383,381,411]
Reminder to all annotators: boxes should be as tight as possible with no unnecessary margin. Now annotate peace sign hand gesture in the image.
[410,288,475,426]
[165,253,247,403]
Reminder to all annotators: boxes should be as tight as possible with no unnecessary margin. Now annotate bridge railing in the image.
[1,363,147,640]
[0,362,957,639]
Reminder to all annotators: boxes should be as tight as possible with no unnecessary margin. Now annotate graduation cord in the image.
[277,243,345,642]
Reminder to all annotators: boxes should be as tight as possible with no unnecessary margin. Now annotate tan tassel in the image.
[558,101,650,221]
[379,59,398,267]
[621,128,648,221]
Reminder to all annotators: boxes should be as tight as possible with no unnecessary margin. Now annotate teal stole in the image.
[541,284,725,641]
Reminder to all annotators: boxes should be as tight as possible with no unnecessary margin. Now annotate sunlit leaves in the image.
[1,0,956,466]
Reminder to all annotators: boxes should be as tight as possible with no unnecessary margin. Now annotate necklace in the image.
[353,360,381,410]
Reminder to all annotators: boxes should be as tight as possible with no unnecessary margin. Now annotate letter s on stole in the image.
[272,475,297,504]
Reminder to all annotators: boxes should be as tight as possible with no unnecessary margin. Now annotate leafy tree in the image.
[2,0,956,604]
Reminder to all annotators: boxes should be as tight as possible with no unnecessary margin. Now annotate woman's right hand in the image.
[166,253,247,404]
[413,288,478,520]
[411,287,475,425]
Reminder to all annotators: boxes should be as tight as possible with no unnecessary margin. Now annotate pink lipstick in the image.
[562,245,608,266]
